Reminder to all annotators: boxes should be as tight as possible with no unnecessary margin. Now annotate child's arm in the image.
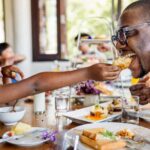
[0,63,120,104]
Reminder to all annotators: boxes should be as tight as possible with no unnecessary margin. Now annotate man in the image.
[111,0,150,104]
[0,63,120,104]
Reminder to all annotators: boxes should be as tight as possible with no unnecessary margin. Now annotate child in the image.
[0,42,25,66]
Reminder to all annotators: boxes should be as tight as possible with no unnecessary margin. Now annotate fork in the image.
[73,135,79,150]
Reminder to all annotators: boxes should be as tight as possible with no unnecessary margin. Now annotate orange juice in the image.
[131,77,139,85]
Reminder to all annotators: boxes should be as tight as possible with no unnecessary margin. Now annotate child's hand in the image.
[1,65,24,79]
[88,63,121,81]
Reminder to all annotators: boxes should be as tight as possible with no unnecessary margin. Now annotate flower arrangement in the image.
[41,130,58,142]
[76,80,101,95]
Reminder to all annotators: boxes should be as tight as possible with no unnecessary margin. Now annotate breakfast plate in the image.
[64,122,150,150]
[63,102,121,124]
[2,127,51,147]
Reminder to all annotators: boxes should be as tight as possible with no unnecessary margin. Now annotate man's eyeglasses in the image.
[111,22,150,46]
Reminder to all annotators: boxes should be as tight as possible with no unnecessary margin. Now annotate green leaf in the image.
[101,130,116,140]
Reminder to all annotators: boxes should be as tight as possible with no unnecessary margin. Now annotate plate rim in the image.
[3,127,50,147]
[65,122,150,150]
[62,103,121,124]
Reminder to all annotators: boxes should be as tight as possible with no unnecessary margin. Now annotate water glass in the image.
[55,94,69,116]
[121,96,139,124]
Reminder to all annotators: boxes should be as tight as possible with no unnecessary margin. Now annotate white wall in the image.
[12,0,32,77]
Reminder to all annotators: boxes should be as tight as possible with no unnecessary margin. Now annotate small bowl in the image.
[0,106,26,126]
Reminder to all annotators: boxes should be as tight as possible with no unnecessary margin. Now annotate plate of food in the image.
[64,122,150,150]
[63,100,122,124]
[1,122,57,147]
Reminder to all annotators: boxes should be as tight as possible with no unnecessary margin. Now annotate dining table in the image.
[0,96,150,150]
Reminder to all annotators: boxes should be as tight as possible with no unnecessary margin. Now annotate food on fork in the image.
[11,122,32,135]
[80,128,126,150]
[85,104,108,121]
[113,53,135,70]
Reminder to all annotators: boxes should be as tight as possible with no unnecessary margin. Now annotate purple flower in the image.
[41,130,58,142]
[77,80,101,95]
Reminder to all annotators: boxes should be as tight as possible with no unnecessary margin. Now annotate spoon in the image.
[11,100,18,112]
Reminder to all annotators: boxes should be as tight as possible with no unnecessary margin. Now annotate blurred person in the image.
[0,42,25,84]
[0,42,25,66]
[74,33,108,63]
[74,33,92,55]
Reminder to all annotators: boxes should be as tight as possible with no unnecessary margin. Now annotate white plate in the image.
[2,127,50,147]
[65,122,150,150]
[139,110,150,122]
[63,102,121,124]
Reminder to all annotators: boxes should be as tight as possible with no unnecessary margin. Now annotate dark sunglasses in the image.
[111,22,150,46]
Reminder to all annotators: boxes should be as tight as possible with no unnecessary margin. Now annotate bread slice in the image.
[113,56,132,70]
[80,135,126,150]
[82,128,105,140]
[94,82,113,96]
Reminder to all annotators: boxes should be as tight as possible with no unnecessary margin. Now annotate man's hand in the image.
[88,63,121,81]
[130,72,150,105]
[130,84,150,105]
[1,65,24,80]
[139,72,150,87]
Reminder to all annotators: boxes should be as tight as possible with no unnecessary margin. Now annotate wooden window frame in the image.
[1,0,5,42]
[31,0,61,61]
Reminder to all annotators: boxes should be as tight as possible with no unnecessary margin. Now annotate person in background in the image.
[74,33,108,63]
[112,0,150,104]
[0,65,24,106]
[0,42,25,66]
[0,42,25,84]
[74,33,92,55]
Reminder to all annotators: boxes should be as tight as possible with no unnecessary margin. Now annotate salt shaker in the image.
[34,92,46,114]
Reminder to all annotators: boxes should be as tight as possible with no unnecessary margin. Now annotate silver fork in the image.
[73,135,79,150]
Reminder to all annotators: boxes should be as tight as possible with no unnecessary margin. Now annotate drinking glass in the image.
[121,96,139,124]
[55,93,69,116]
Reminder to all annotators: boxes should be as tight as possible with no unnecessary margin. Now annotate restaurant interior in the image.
[0,0,150,150]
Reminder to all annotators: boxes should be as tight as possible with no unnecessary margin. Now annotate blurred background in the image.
[0,0,136,77]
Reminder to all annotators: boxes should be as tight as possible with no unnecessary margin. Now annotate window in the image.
[31,0,62,61]
[66,0,137,58]
[0,0,5,42]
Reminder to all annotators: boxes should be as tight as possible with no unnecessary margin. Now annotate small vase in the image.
[84,94,99,106]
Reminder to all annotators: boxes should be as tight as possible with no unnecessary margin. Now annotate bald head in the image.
[123,0,150,22]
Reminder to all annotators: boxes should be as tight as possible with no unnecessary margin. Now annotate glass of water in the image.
[121,96,139,124]
[55,93,69,116]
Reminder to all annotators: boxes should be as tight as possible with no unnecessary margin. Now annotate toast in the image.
[82,128,105,140]
[94,82,113,96]
[113,56,132,70]
[80,135,126,150]
[80,128,126,150]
